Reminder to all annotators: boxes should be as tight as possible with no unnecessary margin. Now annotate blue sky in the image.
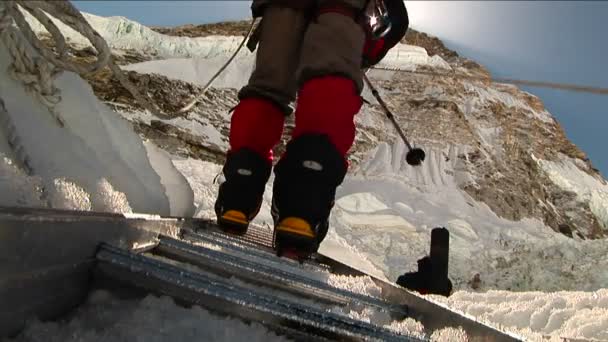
[73,1,607,177]
[73,1,251,26]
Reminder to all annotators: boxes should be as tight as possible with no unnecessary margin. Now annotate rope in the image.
[1,1,64,126]
[372,66,608,96]
[177,19,257,114]
[2,0,258,120]
[0,0,177,120]
[0,0,254,176]
[0,2,35,175]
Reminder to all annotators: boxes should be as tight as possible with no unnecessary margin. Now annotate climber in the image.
[214,0,409,257]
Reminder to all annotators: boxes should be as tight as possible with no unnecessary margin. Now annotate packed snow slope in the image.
[3,9,606,341]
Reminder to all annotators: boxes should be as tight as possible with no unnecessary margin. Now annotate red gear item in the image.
[362,37,386,66]
[292,76,362,157]
[229,97,285,162]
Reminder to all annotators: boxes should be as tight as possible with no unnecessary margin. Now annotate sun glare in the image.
[369,14,378,27]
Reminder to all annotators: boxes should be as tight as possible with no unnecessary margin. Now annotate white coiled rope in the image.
[0,2,36,174]
[0,0,255,175]
[0,0,176,121]
[1,0,257,120]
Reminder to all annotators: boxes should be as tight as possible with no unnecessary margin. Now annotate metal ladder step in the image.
[154,235,409,317]
[181,229,331,274]
[195,219,275,249]
[95,243,425,342]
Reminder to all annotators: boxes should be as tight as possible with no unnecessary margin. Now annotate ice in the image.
[0,155,45,207]
[0,27,193,216]
[143,141,195,217]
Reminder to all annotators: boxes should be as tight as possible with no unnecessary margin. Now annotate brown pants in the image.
[239,0,368,114]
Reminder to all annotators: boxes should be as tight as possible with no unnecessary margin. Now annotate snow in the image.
[122,42,451,90]
[319,230,391,281]
[25,10,250,60]
[0,156,45,207]
[332,142,608,293]
[15,285,607,341]
[124,54,254,91]
[326,274,383,298]
[47,178,92,211]
[172,158,222,217]
[43,177,134,213]
[123,42,451,90]
[434,289,608,341]
[12,291,290,342]
[376,44,452,71]
[463,82,554,123]
[91,178,133,213]
[126,110,230,152]
[535,154,608,230]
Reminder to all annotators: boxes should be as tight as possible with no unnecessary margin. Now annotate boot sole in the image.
[274,217,318,260]
[217,210,250,235]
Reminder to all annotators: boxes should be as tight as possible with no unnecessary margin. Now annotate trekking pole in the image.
[363,73,425,166]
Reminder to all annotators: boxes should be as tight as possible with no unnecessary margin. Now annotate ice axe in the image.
[363,74,425,166]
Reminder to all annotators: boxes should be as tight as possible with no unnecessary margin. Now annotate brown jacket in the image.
[251,0,369,17]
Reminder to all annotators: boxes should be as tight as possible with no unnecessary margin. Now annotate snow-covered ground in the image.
[338,142,608,292]
[13,291,291,342]
[4,9,608,342]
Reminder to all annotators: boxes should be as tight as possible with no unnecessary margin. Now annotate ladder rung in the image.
[155,235,409,317]
[95,243,424,342]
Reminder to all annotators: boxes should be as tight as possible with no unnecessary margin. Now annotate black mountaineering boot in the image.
[271,134,347,260]
[215,148,271,235]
